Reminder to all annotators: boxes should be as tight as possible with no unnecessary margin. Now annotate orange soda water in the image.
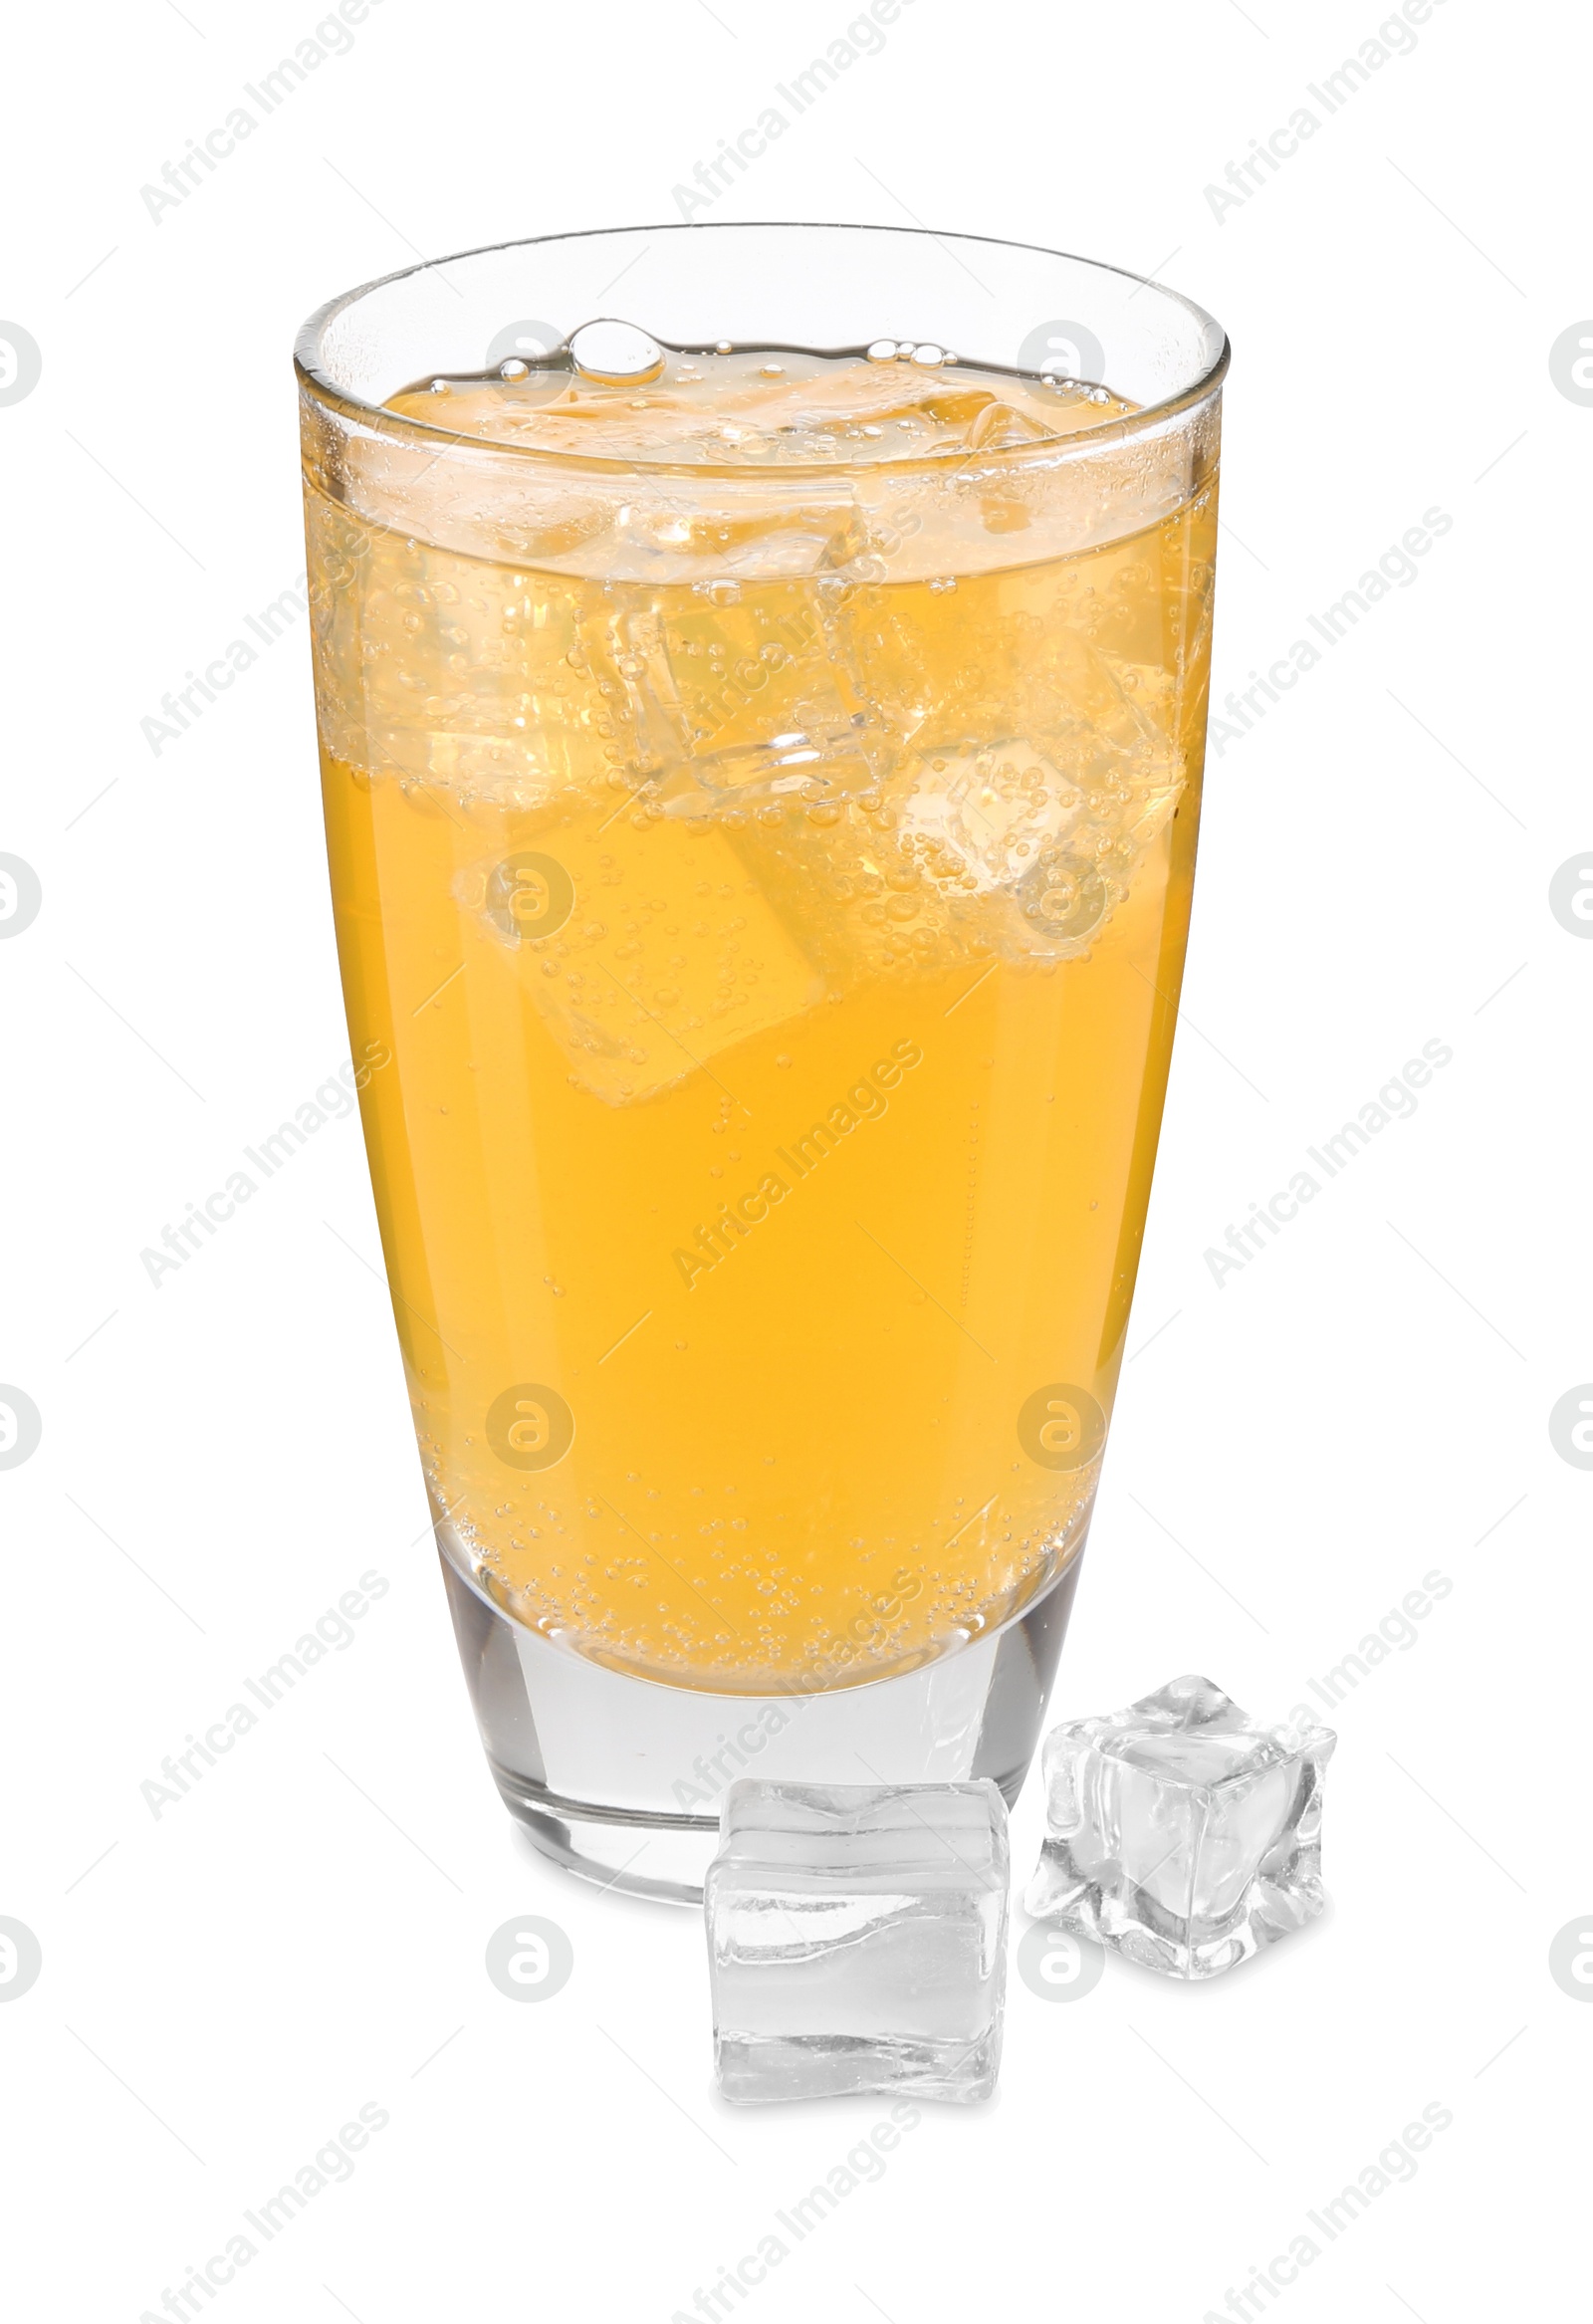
[308,332,1216,1692]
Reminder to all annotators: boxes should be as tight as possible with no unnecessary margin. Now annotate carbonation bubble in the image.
[569,320,666,384]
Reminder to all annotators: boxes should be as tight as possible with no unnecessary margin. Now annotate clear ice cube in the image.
[895,740,1083,893]
[459,808,823,1106]
[705,1779,1009,2105]
[584,581,896,808]
[1023,1675,1334,1979]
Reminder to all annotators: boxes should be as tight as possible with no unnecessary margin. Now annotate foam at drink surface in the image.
[386,319,1136,467]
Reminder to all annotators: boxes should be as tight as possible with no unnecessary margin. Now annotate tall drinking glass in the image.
[297,224,1225,1900]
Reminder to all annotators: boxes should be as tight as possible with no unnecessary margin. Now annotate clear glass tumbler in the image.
[297,223,1226,1901]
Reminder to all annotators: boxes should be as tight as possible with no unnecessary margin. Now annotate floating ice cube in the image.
[706,1780,1009,2104]
[1024,1676,1334,1979]
[460,809,822,1106]
[965,400,1056,451]
[583,582,895,809]
[896,740,1082,893]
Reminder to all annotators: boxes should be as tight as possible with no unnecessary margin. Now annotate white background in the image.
[1,2,1585,2318]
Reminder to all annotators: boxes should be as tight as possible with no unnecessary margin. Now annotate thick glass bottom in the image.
[440,1537,1083,1904]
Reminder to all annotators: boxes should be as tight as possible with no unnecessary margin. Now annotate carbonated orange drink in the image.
[307,321,1216,1698]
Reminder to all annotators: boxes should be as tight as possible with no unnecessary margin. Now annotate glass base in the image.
[440,1539,1083,1904]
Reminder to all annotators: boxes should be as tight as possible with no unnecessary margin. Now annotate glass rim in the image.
[294,218,1230,481]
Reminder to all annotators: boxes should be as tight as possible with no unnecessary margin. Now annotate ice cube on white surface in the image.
[1024,1675,1334,1979]
[705,1779,1009,2104]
